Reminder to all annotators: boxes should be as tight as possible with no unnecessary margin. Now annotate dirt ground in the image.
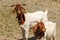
[0,0,60,40]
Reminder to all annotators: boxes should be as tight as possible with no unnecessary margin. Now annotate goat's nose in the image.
[17,10,21,13]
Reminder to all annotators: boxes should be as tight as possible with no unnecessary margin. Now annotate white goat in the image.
[43,21,56,40]
[20,10,48,40]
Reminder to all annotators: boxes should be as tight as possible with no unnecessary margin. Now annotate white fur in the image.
[20,10,48,40]
[43,21,56,40]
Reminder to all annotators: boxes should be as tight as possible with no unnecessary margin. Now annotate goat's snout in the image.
[17,10,21,14]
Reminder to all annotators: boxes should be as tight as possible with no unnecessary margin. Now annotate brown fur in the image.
[11,4,26,25]
[33,22,46,39]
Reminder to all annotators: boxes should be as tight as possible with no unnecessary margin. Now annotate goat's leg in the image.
[20,27,26,40]
[25,28,29,40]
[51,28,56,40]
[52,35,55,40]
[53,29,56,40]
[22,28,26,40]
[53,36,55,40]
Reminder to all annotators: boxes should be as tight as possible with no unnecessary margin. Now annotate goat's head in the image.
[33,22,46,39]
[38,22,46,32]
[33,22,46,33]
[11,4,26,14]
[11,4,26,25]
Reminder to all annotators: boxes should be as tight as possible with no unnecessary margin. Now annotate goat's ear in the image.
[21,6,26,13]
[12,9,15,14]
[22,9,26,13]
[33,25,37,32]
[11,5,16,14]
[12,7,16,14]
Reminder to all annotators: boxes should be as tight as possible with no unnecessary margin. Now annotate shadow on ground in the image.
[19,37,36,40]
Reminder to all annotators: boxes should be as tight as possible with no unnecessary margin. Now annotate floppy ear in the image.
[21,7,26,13]
[12,7,16,14]
[11,4,16,14]
[33,24,38,32]
[22,9,26,13]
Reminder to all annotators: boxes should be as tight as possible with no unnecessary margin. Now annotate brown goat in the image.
[33,22,46,39]
[11,4,26,25]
